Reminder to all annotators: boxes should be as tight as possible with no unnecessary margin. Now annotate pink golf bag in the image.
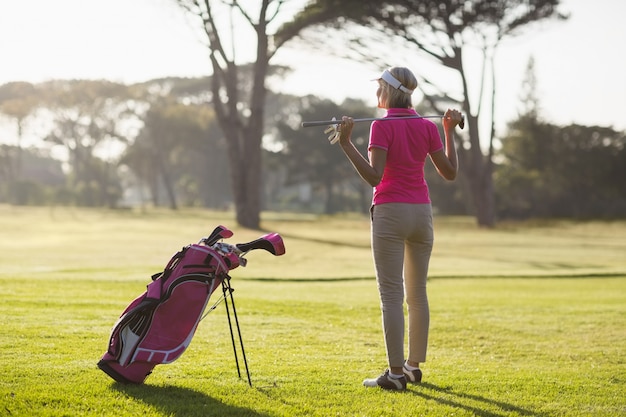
[97,225,285,385]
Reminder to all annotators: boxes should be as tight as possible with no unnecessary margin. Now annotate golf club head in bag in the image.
[97,226,285,384]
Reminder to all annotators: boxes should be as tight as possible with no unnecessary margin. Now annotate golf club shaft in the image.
[301,114,465,129]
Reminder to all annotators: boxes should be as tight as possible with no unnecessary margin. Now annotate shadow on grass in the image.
[113,383,269,417]
[410,382,545,417]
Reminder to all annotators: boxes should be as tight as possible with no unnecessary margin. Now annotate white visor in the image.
[378,69,414,94]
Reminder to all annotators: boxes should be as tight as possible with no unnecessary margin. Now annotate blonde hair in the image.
[380,67,418,109]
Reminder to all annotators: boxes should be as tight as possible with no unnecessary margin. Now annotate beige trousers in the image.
[371,203,433,368]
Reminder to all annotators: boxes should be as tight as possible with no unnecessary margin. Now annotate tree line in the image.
[4,1,583,228]
[0,72,624,220]
[169,0,569,228]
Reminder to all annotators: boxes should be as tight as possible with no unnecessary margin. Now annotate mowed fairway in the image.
[0,206,625,417]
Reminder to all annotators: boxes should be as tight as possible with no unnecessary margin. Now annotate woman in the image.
[337,66,462,391]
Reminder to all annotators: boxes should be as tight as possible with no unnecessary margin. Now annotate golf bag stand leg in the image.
[222,276,252,386]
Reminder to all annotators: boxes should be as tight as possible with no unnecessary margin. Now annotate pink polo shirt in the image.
[368,108,443,205]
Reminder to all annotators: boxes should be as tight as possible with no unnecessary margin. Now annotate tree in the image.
[121,97,228,209]
[494,56,548,218]
[497,58,626,219]
[498,121,626,219]
[275,96,374,213]
[285,0,567,226]
[517,56,540,121]
[174,0,320,229]
[41,80,133,207]
[0,82,39,183]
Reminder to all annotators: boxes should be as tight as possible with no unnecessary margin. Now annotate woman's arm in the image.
[430,108,462,181]
[338,116,386,187]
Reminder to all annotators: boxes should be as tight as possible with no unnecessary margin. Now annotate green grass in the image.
[1,206,625,416]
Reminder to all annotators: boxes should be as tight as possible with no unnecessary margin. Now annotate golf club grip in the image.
[459,115,465,130]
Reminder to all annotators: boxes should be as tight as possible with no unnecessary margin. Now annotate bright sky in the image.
[1,0,624,134]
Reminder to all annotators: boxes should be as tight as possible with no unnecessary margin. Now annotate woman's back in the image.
[369,108,443,204]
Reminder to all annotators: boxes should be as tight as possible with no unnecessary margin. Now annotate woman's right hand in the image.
[338,116,354,146]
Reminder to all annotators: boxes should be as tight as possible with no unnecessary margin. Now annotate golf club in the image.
[303,114,464,144]
[301,114,465,129]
